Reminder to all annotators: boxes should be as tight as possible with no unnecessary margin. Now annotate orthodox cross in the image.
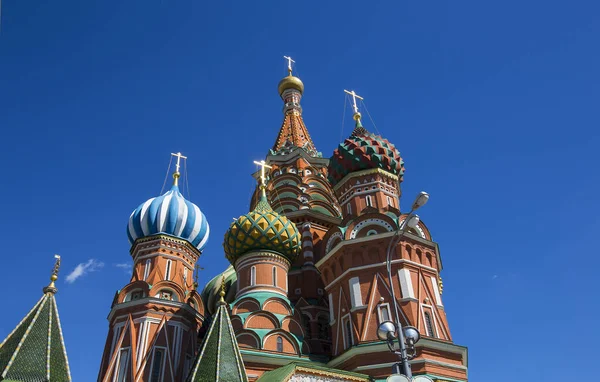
[344,89,364,116]
[171,152,187,174]
[283,55,295,75]
[253,160,273,187]
[193,264,204,287]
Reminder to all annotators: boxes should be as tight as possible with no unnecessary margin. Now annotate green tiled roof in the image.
[257,362,371,382]
[0,290,71,381]
[186,298,248,382]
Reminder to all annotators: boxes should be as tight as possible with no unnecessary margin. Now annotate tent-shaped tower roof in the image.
[0,255,71,381]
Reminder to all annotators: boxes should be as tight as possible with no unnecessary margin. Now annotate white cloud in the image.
[65,259,104,283]
[492,275,498,280]
[114,263,132,274]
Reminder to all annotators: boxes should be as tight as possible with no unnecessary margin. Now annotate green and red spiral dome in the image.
[328,124,405,186]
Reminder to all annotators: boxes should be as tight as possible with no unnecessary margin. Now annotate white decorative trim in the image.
[348,277,363,308]
[398,268,415,299]
[325,232,343,254]
[431,276,443,307]
[349,219,394,239]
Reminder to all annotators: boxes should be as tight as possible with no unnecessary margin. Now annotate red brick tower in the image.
[97,154,209,382]
[317,100,468,381]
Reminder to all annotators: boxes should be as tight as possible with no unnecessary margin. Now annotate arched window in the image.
[367,229,378,236]
[386,196,393,206]
[165,260,172,281]
[276,336,283,352]
[157,289,176,301]
[424,312,436,338]
[366,195,373,207]
[347,203,352,215]
[272,266,277,287]
[250,266,256,286]
[304,169,312,175]
[143,259,151,281]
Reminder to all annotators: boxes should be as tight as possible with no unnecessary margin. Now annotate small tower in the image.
[0,255,72,381]
[222,163,307,379]
[97,153,210,382]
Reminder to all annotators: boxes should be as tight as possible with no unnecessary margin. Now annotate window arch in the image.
[366,195,373,207]
[366,229,378,236]
[424,312,436,338]
[276,336,283,352]
[250,266,256,286]
[346,203,352,215]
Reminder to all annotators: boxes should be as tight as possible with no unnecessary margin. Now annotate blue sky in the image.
[1,0,599,380]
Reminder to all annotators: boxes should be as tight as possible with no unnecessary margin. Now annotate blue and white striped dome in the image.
[127,185,210,251]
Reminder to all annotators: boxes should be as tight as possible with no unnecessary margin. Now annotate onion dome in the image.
[278,74,304,96]
[127,184,210,251]
[328,119,405,187]
[223,188,300,264]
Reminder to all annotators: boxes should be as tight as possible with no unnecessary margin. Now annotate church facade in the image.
[0,61,467,382]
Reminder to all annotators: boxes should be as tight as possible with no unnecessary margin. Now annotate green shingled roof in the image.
[0,289,71,381]
[257,362,371,382]
[186,297,248,382]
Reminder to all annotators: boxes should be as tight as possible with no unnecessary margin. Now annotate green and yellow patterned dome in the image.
[223,188,300,264]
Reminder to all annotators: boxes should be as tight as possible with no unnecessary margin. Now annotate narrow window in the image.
[116,348,129,382]
[347,203,352,215]
[328,294,335,322]
[318,316,330,340]
[150,348,164,382]
[250,266,256,286]
[386,196,393,206]
[165,260,172,281]
[302,314,311,339]
[276,336,283,352]
[183,268,188,284]
[348,277,362,308]
[143,259,151,281]
[343,317,353,349]
[424,312,436,338]
[378,304,391,323]
[272,266,277,287]
[366,195,373,207]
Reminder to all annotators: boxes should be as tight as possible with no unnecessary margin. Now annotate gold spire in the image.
[218,276,226,304]
[170,152,187,187]
[43,255,61,294]
[344,89,364,122]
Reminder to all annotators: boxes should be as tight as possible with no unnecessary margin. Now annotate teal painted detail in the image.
[231,291,292,312]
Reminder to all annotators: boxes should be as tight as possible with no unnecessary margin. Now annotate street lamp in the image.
[379,191,429,378]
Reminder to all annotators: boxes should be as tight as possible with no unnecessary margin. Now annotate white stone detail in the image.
[398,268,415,299]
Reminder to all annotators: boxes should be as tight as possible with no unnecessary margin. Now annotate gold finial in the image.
[283,55,295,76]
[170,152,188,187]
[43,255,61,294]
[344,89,364,121]
[218,276,226,304]
[253,160,273,191]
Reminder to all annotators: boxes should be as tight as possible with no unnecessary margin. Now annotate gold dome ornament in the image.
[278,55,304,96]
[278,75,304,96]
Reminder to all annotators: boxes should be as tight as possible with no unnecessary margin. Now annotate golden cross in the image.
[171,152,187,174]
[253,160,273,187]
[283,55,295,75]
[194,264,203,286]
[52,254,61,278]
[344,89,364,116]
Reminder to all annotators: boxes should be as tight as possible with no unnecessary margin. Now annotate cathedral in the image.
[0,60,468,382]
